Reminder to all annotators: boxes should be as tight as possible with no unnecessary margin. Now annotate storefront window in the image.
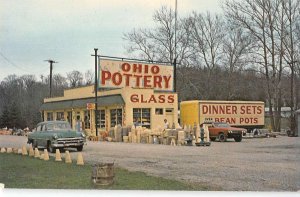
[84,110,91,129]
[96,109,106,129]
[47,112,53,121]
[155,108,163,115]
[110,109,122,127]
[165,108,174,114]
[56,112,64,121]
[133,108,151,128]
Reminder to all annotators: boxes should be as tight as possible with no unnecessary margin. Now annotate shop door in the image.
[165,108,174,127]
[67,111,72,127]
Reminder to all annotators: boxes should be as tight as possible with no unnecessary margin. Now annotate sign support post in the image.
[94,48,98,137]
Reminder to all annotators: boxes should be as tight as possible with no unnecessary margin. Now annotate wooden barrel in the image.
[92,163,114,186]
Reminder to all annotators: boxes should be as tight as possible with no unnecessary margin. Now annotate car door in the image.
[208,124,218,137]
[32,124,42,147]
[39,124,49,147]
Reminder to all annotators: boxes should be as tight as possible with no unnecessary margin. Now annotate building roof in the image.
[40,94,124,111]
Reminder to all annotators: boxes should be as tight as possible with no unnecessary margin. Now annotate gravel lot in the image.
[0,135,299,191]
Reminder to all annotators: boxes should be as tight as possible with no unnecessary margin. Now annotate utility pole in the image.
[94,49,98,137]
[173,0,178,92]
[45,60,57,98]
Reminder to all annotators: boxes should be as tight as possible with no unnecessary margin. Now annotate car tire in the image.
[32,140,37,148]
[47,142,55,153]
[234,135,242,142]
[77,145,83,152]
[210,137,216,141]
[218,133,226,142]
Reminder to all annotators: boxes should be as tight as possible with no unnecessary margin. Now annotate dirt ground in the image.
[0,135,299,191]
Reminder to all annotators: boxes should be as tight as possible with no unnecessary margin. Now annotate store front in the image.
[41,58,178,136]
[40,85,178,136]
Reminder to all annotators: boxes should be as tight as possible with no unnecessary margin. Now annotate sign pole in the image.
[173,0,178,93]
[94,48,98,137]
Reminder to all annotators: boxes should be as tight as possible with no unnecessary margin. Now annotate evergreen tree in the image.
[9,101,21,128]
[0,106,9,128]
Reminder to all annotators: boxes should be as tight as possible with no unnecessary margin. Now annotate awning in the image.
[40,94,124,111]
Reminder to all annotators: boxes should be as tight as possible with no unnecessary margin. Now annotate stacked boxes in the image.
[98,123,209,146]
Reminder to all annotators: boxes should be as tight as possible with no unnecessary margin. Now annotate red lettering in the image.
[257,106,262,114]
[130,94,139,103]
[158,95,165,103]
[202,105,208,114]
[123,73,132,86]
[134,75,142,87]
[163,76,171,88]
[167,95,174,103]
[144,65,149,73]
[101,71,111,85]
[240,106,245,114]
[213,106,218,114]
[148,95,157,103]
[219,106,225,114]
[230,118,236,124]
[143,75,152,88]
[240,117,257,124]
[112,73,122,85]
[133,64,142,73]
[246,106,251,114]
[141,95,147,103]
[151,66,160,74]
[153,76,162,88]
[254,118,258,124]
[121,63,131,72]
[226,106,231,114]
[232,106,237,114]
[240,118,245,123]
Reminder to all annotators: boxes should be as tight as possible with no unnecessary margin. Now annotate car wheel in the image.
[218,133,226,142]
[77,145,83,152]
[32,140,37,148]
[234,135,242,142]
[210,137,216,141]
[47,142,55,153]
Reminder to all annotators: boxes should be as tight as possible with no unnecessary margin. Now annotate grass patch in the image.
[0,153,206,190]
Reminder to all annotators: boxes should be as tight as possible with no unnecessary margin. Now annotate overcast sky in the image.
[0,0,221,81]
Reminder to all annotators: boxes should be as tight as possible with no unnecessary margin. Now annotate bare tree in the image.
[224,0,287,132]
[84,69,94,85]
[222,24,254,99]
[281,0,300,133]
[52,74,68,96]
[66,70,83,88]
[189,12,224,99]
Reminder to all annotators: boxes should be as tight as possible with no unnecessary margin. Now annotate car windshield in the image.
[47,122,71,131]
[213,122,230,127]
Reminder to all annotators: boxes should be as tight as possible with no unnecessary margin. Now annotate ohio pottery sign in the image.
[99,59,174,91]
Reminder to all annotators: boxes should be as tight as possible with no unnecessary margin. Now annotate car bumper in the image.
[52,142,85,148]
[228,132,243,138]
[52,138,85,148]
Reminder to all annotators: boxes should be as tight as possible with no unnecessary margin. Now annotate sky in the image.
[0,0,221,81]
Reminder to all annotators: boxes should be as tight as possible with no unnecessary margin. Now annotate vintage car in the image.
[27,121,86,153]
[206,122,246,142]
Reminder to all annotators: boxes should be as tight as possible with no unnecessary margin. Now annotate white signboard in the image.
[99,59,174,91]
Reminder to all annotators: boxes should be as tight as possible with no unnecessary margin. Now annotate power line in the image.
[0,51,31,73]
[0,51,48,76]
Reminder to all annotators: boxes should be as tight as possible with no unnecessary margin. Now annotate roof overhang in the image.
[40,94,124,111]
